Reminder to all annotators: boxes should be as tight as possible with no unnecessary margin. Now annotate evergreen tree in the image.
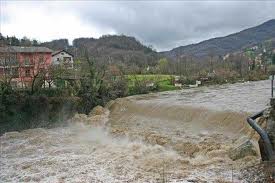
[10,36,20,46]
[32,39,39,46]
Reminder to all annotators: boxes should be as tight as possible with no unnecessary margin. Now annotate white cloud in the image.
[1,1,115,44]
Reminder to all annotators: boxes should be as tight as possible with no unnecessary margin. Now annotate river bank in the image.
[0,75,269,135]
[0,80,271,182]
[0,94,81,135]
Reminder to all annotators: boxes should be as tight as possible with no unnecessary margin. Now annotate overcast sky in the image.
[1,1,275,51]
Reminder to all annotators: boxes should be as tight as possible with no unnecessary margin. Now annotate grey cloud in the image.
[70,1,275,51]
[3,1,275,51]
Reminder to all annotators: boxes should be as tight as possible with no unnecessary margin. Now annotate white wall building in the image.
[52,50,74,68]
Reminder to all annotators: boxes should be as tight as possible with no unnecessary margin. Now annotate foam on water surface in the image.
[1,80,270,182]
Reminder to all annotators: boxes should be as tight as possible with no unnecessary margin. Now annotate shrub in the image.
[0,92,81,135]
[34,88,70,97]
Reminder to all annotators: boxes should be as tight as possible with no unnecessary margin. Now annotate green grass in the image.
[157,80,178,91]
[126,74,179,92]
[126,74,173,81]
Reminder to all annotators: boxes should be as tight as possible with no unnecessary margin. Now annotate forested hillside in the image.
[164,19,275,59]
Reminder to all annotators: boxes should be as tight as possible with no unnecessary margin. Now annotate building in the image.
[52,50,74,68]
[0,46,52,88]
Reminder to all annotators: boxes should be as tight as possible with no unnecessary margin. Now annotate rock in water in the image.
[88,106,107,116]
[229,140,258,161]
[71,105,109,126]
[71,113,88,123]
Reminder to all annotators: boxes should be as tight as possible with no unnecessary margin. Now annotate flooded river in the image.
[0,80,271,182]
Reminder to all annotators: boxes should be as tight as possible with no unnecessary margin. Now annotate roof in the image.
[0,46,52,53]
[0,47,15,53]
[52,50,74,57]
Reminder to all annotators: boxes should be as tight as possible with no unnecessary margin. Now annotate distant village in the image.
[223,44,275,71]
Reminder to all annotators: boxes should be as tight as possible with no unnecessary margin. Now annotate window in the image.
[25,69,30,77]
[57,58,60,62]
[24,57,30,65]
[39,55,44,64]
[0,59,4,66]
[61,52,64,55]
[64,57,71,62]
[10,59,18,66]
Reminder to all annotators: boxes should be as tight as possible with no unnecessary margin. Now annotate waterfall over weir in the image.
[0,80,271,182]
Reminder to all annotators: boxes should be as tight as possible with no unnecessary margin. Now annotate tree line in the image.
[0,33,40,46]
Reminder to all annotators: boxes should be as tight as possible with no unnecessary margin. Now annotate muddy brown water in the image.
[0,80,271,182]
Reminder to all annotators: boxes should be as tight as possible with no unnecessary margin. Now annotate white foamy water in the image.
[0,125,191,183]
[0,80,271,182]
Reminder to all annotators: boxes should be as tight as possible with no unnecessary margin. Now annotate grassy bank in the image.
[126,74,179,93]
[0,72,269,135]
[126,72,269,94]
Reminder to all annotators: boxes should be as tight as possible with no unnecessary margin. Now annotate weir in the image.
[1,80,274,182]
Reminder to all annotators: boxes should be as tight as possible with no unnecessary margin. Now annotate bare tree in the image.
[0,46,18,91]
[29,54,49,94]
[208,51,215,73]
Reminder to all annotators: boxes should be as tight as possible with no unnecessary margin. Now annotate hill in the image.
[41,39,70,50]
[42,35,159,70]
[164,19,275,59]
[2,19,275,65]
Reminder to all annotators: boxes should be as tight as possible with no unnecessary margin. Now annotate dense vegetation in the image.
[28,34,159,74]
[0,90,81,134]
[0,54,126,134]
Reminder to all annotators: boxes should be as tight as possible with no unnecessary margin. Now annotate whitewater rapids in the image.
[0,80,271,182]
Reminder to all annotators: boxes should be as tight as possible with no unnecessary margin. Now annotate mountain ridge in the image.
[163,19,275,59]
[1,19,275,63]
